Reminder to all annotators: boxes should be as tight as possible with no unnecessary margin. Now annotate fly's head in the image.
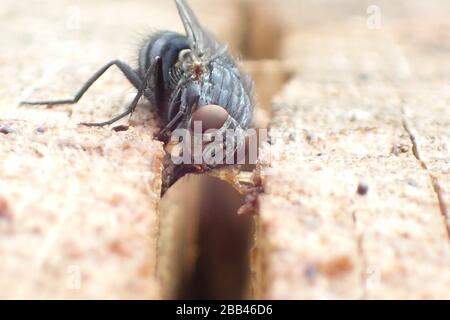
[177,48,205,81]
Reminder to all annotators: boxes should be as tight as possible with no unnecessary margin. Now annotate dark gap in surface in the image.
[239,0,284,60]
[175,176,254,300]
[167,0,292,300]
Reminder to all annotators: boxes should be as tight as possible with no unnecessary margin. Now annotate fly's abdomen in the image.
[198,62,252,129]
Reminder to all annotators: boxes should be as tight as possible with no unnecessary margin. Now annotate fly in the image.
[20,0,254,195]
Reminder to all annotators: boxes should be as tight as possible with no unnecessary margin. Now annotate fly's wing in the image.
[175,0,253,126]
[175,0,224,59]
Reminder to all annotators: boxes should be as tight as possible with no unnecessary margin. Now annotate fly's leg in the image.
[20,60,142,106]
[80,57,161,127]
[158,109,186,138]
[157,82,194,140]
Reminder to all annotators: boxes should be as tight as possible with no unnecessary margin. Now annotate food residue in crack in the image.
[209,167,256,195]
[238,174,263,215]
[208,167,262,215]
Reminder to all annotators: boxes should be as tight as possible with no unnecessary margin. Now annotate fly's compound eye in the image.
[190,104,229,133]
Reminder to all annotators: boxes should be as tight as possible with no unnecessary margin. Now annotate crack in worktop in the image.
[402,110,450,239]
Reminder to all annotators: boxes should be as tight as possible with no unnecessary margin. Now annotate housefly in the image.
[21,0,254,195]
